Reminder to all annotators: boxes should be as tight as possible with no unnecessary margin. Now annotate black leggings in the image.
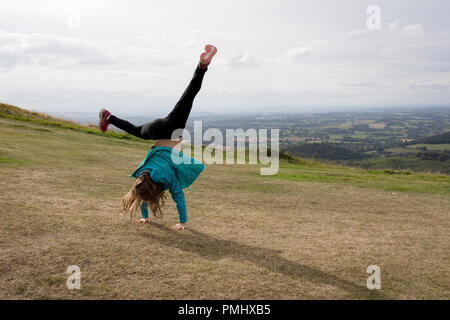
[108,65,207,140]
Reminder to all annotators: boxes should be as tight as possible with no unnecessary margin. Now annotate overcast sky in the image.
[0,0,449,116]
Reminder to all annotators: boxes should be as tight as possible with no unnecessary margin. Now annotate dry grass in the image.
[0,117,449,299]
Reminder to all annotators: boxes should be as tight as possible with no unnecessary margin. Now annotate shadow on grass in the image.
[140,223,389,299]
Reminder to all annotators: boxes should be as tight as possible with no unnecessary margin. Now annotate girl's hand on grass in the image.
[134,218,151,224]
[171,223,186,230]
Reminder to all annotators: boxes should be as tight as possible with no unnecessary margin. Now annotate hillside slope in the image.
[0,105,449,299]
[0,102,140,141]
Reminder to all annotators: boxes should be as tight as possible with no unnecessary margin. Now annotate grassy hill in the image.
[0,102,141,141]
[1,104,449,299]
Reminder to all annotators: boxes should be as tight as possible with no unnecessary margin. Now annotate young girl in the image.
[99,44,217,230]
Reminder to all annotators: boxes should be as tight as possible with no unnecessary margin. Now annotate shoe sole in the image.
[200,45,217,65]
[99,109,108,132]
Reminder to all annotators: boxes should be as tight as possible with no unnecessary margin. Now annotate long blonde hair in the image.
[122,171,166,219]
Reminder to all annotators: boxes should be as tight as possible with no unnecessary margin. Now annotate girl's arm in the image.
[133,202,151,224]
[140,201,149,219]
[151,170,187,230]
[170,189,187,224]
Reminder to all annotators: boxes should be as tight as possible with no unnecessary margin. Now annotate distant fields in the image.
[387,144,450,155]
[193,107,450,148]
[190,107,450,174]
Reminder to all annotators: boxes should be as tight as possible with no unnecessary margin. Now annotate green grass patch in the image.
[386,147,419,155]
[236,183,282,193]
[406,144,450,151]
[0,156,19,164]
[5,123,53,133]
[256,165,450,194]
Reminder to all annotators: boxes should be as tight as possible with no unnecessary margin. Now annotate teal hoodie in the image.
[130,146,205,223]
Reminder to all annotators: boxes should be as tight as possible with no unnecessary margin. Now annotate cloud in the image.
[388,20,401,30]
[227,51,272,68]
[185,29,234,41]
[409,83,450,90]
[342,22,426,41]
[317,21,450,74]
[340,82,393,89]
[218,86,239,95]
[284,47,317,59]
[227,46,317,69]
[0,86,173,115]
[401,24,425,38]
[342,28,380,40]
[1,1,449,113]
[235,21,449,75]
[0,30,181,70]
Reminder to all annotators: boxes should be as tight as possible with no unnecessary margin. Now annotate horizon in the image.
[41,104,450,126]
[0,0,449,115]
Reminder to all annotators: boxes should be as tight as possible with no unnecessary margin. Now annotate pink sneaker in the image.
[199,44,217,68]
[99,108,111,132]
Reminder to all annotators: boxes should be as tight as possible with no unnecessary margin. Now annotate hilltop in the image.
[0,103,449,299]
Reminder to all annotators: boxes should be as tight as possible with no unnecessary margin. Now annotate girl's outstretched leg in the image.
[98,45,217,140]
[165,44,217,129]
[99,108,147,139]
[165,66,207,129]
